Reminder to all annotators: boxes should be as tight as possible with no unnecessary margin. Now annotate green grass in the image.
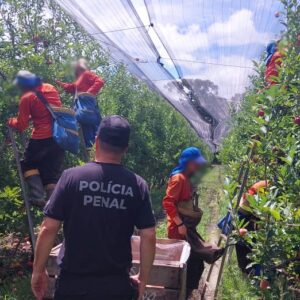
[218,253,258,300]
[0,277,34,300]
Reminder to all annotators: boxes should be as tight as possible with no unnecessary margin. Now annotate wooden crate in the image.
[45,236,190,300]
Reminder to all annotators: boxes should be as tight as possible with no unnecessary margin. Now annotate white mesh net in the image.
[55,0,284,149]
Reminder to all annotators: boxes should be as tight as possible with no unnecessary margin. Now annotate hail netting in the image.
[55,0,284,149]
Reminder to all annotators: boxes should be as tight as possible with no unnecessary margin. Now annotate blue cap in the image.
[13,70,42,89]
[180,147,207,165]
[170,147,207,177]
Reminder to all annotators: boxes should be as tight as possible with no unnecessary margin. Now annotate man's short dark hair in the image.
[97,115,130,151]
[98,139,127,155]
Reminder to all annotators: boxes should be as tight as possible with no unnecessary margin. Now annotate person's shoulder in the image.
[85,70,101,79]
[40,83,58,92]
[122,166,148,188]
[170,173,186,183]
[20,91,34,102]
[64,162,97,175]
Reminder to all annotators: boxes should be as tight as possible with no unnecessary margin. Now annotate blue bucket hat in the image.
[170,147,207,177]
[13,70,42,89]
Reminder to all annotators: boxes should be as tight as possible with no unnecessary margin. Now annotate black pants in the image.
[54,272,137,300]
[21,138,65,185]
[236,211,256,274]
[186,250,204,290]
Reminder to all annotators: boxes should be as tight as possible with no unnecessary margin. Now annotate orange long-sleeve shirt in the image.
[162,173,192,239]
[57,70,104,96]
[265,51,282,85]
[8,83,62,139]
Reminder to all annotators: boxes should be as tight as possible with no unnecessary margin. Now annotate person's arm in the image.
[31,171,69,299]
[133,180,156,299]
[55,79,76,94]
[31,218,61,300]
[136,227,156,299]
[7,94,31,132]
[162,176,187,236]
[86,72,105,95]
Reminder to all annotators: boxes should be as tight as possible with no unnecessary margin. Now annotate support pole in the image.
[8,127,36,250]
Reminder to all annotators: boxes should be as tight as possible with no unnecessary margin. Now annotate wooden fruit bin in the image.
[45,236,190,300]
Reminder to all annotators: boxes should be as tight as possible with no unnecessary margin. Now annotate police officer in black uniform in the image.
[31,115,156,300]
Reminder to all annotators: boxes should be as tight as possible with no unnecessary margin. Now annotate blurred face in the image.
[75,66,85,78]
[185,160,201,176]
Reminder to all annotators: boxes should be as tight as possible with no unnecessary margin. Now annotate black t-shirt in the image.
[44,162,155,276]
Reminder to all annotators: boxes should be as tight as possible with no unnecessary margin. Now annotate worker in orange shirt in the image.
[7,70,65,206]
[265,41,283,85]
[162,147,207,294]
[56,59,105,149]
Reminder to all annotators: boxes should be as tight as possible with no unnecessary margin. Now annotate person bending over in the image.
[31,115,156,300]
[56,58,105,149]
[163,147,223,295]
[7,70,65,206]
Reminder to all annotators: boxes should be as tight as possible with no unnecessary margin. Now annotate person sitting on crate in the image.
[7,70,65,207]
[236,180,269,275]
[31,115,156,300]
[56,58,104,149]
[162,147,224,295]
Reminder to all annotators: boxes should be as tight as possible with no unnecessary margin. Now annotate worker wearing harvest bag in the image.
[31,115,156,300]
[56,58,104,149]
[7,70,65,207]
[162,147,223,295]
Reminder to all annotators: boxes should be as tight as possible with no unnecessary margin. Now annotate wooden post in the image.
[212,144,255,299]
[8,127,36,250]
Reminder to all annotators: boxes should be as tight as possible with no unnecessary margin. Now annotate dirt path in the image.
[190,165,225,300]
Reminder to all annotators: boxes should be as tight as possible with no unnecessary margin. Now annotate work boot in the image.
[25,174,46,207]
[45,184,56,201]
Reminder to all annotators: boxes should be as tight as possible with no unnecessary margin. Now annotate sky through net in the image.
[55,0,284,150]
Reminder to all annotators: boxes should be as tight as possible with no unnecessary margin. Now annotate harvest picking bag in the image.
[34,91,79,154]
[178,192,224,264]
[74,92,101,126]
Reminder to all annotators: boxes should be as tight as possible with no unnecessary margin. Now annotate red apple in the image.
[293,116,300,125]
[257,110,265,117]
[239,228,248,236]
[260,279,270,290]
